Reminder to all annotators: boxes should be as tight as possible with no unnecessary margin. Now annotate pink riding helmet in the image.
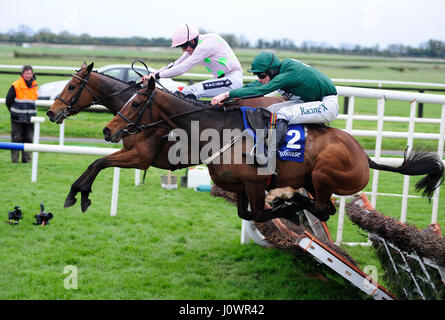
[171,24,200,47]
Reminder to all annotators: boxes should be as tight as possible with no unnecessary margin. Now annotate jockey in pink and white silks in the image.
[145,24,243,99]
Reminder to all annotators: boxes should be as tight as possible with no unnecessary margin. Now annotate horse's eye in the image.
[132,102,139,108]
[68,84,75,91]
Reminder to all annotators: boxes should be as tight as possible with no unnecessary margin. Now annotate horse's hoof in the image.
[64,195,77,208]
[81,199,91,213]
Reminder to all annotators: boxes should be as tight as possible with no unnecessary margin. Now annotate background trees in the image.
[2,25,445,58]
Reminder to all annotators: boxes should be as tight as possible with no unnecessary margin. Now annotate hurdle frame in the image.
[241,87,445,246]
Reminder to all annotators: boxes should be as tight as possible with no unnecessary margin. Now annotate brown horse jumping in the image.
[103,77,444,222]
[46,62,287,212]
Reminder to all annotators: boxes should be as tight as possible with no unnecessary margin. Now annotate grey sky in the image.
[1,0,444,48]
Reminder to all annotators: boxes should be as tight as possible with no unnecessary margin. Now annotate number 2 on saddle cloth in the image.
[240,106,306,163]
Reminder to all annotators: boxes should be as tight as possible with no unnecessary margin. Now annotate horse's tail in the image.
[368,149,444,199]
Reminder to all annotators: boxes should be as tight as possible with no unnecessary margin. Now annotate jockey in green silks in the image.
[211,51,338,166]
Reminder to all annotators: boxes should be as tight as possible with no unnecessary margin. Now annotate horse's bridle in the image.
[55,73,97,119]
[55,72,141,121]
[117,90,156,135]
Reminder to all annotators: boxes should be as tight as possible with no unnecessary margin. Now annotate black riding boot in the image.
[275,119,289,148]
[253,119,288,167]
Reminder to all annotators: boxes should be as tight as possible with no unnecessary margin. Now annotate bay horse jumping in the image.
[46,62,287,212]
[103,77,444,223]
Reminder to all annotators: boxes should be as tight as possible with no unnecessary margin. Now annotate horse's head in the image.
[103,77,157,143]
[46,61,95,123]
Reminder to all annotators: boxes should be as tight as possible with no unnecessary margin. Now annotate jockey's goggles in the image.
[177,41,189,49]
[254,72,268,79]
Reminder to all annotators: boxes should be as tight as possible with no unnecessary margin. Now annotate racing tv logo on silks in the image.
[202,79,232,90]
[300,103,328,116]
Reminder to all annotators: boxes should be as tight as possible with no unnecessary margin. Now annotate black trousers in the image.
[11,120,34,163]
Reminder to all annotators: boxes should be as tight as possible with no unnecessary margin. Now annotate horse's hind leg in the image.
[306,170,339,221]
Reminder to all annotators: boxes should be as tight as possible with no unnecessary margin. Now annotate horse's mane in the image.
[161,89,242,112]
[164,88,215,108]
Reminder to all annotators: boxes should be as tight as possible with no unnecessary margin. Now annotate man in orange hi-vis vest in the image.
[5,65,38,163]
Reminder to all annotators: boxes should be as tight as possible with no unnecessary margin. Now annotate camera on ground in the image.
[34,203,53,226]
[6,206,23,225]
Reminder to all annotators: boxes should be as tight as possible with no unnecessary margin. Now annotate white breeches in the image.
[181,71,243,98]
[266,95,339,124]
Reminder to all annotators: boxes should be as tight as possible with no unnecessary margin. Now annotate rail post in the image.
[400,100,416,223]
[59,120,65,146]
[31,116,45,182]
[431,104,445,223]
[110,167,120,216]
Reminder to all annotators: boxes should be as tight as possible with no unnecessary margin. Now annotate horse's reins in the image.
[118,60,266,136]
[131,59,174,93]
[119,91,259,166]
[118,90,218,135]
[131,94,266,132]
[115,82,272,168]
[117,91,264,136]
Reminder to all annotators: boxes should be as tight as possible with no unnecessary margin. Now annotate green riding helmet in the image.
[248,51,281,73]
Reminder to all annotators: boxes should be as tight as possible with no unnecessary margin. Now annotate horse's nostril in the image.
[46,110,55,122]
[103,127,111,140]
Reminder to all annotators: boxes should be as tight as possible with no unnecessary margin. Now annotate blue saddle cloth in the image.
[240,107,305,163]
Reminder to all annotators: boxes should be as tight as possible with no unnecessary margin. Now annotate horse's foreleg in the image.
[64,156,109,211]
[66,148,150,212]
[242,182,302,224]
[236,191,254,220]
[243,182,270,222]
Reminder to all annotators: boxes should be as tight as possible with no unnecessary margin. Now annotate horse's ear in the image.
[86,62,94,73]
[81,61,87,69]
[147,76,156,91]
